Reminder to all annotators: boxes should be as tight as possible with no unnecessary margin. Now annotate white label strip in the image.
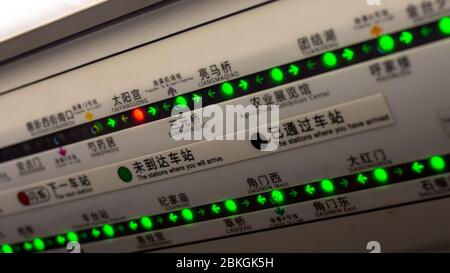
[0,94,394,217]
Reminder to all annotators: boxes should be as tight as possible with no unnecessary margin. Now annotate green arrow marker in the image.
[198,208,205,216]
[420,26,432,37]
[117,225,125,233]
[128,220,138,231]
[305,184,316,195]
[211,204,221,214]
[163,102,171,111]
[340,179,349,187]
[238,80,249,90]
[394,167,404,176]
[147,106,157,116]
[242,199,250,207]
[256,75,264,84]
[169,213,178,223]
[412,161,425,174]
[399,31,414,45]
[362,43,373,54]
[23,242,33,252]
[289,189,298,198]
[307,60,317,70]
[357,174,368,185]
[342,48,355,61]
[207,89,216,98]
[192,93,202,103]
[288,64,300,76]
[257,195,267,205]
[274,207,285,216]
[91,228,101,238]
[56,235,66,246]
[107,118,116,128]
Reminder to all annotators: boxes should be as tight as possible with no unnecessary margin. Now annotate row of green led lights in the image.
[322,16,450,69]
[100,17,450,131]
[0,152,446,254]
[0,190,286,253]
[303,156,447,197]
[213,17,450,100]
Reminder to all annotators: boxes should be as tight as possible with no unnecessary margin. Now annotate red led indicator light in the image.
[131,108,145,122]
[18,192,30,206]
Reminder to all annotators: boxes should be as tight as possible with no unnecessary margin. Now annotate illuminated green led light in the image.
[271,190,285,204]
[181,208,194,222]
[91,228,101,238]
[169,213,178,223]
[221,82,235,97]
[192,93,202,103]
[106,118,117,128]
[341,48,355,61]
[23,242,33,252]
[322,52,338,68]
[140,217,153,230]
[378,35,395,53]
[373,168,389,184]
[56,235,66,246]
[102,224,115,238]
[175,96,188,107]
[257,195,267,205]
[412,161,425,174]
[357,173,368,185]
[147,106,157,116]
[430,156,446,172]
[67,231,79,242]
[128,220,138,231]
[320,179,335,194]
[438,17,450,35]
[1,244,13,253]
[288,64,300,76]
[238,79,249,90]
[270,67,284,82]
[211,204,221,214]
[33,238,45,251]
[224,199,238,213]
[117,166,132,183]
[399,31,414,45]
[305,184,316,196]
